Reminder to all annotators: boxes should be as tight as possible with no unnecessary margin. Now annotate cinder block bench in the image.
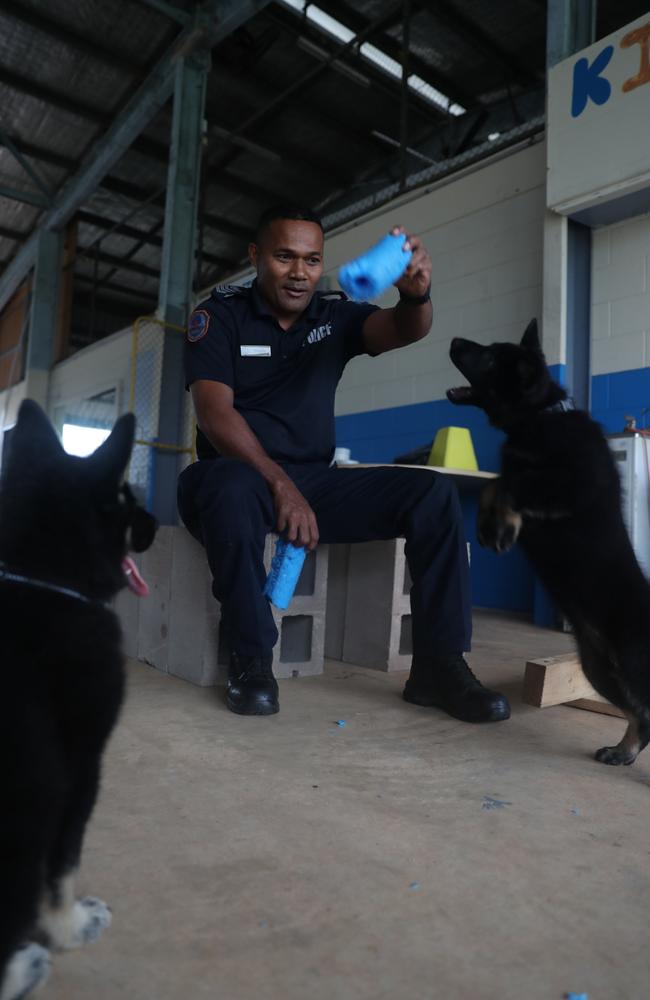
[114,526,329,684]
[116,528,467,684]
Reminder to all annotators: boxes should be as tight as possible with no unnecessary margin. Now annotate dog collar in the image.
[543,397,575,414]
[0,562,111,609]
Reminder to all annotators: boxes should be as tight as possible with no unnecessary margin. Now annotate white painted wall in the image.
[547,12,650,215]
[324,140,546,416]
[48,327,132,421]
[591,212,650,376]
[0,379,30,430]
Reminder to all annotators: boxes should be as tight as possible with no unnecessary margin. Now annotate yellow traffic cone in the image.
[428,426,478,470]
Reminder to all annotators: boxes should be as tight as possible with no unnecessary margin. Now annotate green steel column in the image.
[154,49,209,524]
[25,228,64,407]
[547,0,597,68]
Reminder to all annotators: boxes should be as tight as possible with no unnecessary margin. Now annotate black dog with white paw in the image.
[0,401,156,999]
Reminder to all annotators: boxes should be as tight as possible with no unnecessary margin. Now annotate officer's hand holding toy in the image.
[338,225,431,302]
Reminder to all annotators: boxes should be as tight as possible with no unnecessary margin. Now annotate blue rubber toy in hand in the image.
[338,232,412,301]
[264,537,307,610]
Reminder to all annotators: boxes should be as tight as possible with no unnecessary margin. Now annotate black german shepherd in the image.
[0,400,156,999]
[448,320,650,767]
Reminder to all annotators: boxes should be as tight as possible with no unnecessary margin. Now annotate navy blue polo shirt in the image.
[184,280,379,463]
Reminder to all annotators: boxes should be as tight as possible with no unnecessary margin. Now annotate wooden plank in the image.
[523,653,625,718]
[566,698,625,719]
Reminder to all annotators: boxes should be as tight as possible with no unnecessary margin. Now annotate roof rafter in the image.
[280,0,476,113]
[76,212,232,269]
[0,77,352,197]
[0,0,147,75]
[429,0,542,88]
[0,0,274,312]
[74,272,157,304]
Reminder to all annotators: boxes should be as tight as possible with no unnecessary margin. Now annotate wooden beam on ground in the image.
[566,698,625,720]
[523,653,625,719]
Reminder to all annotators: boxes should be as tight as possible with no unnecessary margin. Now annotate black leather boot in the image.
[226,652,279,716]
[403,654,510,723]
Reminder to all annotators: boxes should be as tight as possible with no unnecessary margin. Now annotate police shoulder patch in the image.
[187,309,210,343]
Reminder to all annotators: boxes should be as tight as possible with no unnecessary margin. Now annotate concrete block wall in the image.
[327,141,546,428]
[590,213,650,434]
[591,214,650,375]
[114,527,328,685]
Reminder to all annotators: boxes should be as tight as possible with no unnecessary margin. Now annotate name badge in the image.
[241,345,271,357]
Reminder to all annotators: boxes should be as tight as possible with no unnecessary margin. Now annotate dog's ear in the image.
[130,506,158,552]
[520,319,542,354]
[3,399,64,474]
[87,413,135,483]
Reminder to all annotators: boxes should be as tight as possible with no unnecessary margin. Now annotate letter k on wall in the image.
[571,45,614,117]
[570,20,650,118]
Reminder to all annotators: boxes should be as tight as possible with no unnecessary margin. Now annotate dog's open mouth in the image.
[446,385,475,404]
[122,556,149,597]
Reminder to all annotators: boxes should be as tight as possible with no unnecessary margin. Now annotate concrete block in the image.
[591,302,611,341]
[136,526,173,672]
[341,539,412,672]
[593,260,645,305]
[116,527,328,685]
[274,611,325,679]
[373,376,414,408]
[412,370,453,404]
[167,527,225,687]
[592,332,645,377]
[611,293,650,336]
[325,543,350,661]
[610,217,650,266]
[265,537,329,679]
[591,229,610,271]
[334,384,377,417]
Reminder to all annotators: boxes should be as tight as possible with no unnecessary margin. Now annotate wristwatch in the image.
[398,283,431,305]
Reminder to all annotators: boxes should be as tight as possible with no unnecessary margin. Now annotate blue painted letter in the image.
[571,45,614,117]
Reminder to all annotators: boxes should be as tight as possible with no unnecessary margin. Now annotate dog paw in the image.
[477,515,519,553]
[595,745,636,766]
[0,943,51,1000]
[76,897,112,944]
[44,897,112,951]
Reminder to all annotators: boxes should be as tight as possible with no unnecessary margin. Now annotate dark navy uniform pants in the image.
[177,459,472,659]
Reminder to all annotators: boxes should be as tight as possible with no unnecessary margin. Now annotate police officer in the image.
[177,206,510,724]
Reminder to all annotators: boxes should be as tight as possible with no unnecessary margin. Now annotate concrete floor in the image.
[47,611,650,1000]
